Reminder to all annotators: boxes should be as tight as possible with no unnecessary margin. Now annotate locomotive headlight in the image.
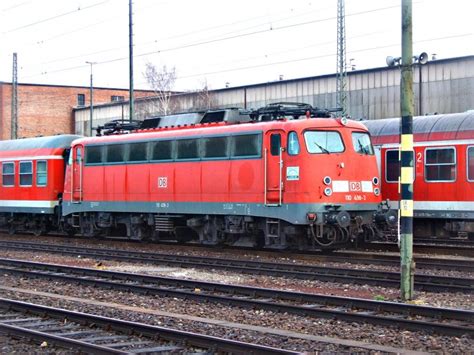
[374,187,380,196]
[324,187,333,196]
[372,177,379,185]
[323,176,332,185]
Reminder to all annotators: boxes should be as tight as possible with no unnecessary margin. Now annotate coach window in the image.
[202,136,228,159]
[177,139,199,160]
[467,146,474,181]
[386,150,400,183]
[128,142,148,162]
[19,161,33,186]
[352,132,374,155]
[304,131,344,154]
[106,144,125,163]
[231,134,261,158]
[425,147,456,182]
[36,161,47,186]
[85,146,103,164]
[2,162,14,187]
[151,140,173,161]
[270,134,281,156]
[287,131,300,155]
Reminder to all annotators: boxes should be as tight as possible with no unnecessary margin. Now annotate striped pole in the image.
[400,0,415,300]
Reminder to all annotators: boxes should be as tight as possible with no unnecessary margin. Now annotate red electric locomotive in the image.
[364,111,474,240]
[0,135,80,235]
[61,111,393,249]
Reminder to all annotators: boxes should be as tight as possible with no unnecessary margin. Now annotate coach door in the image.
[264,130,285,206]
[72,145,83,203]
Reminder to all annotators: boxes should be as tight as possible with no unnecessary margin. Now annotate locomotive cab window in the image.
[352,132,374,155]
[202,136,228,159]
[467,146,474,181]
[19,161,33,186]
[270,134,281,156]
[231,134,261,158]
[304,131,344,154]
[2,162,14,187]
[287,131,300,155]
[36,161,47,186]
[151,140,173,161]
[425,147,456,182]
[85,146,103,164]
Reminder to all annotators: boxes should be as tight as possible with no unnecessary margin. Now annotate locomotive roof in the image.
[74,118,369,145]
[0,135,81,152]
[363,111,474,138]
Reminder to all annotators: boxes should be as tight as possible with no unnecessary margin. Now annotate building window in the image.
[468,146,474,181]
[111,95,124,102]
[2,162,14,187]
[36,161,47,186]
[77,94,86,106]
[19,161,33,186]
[425,147,456,182]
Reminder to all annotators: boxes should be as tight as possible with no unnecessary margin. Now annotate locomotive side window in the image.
[151,141,173,161]
[85,146,103,164]
[425,147,456,182]
[304,131,344,154]
[128,142,148,162]
[19,161,33,186]
[231,134,261,158]
[36,161,47,187]
[352,132,374,155]
[106,144,125,163]
[2,162,15,187]
[177,139,199,160]
[287,131,300,155]
[202,136,228,159]
[467,146,474,181]
[270,134,281,156]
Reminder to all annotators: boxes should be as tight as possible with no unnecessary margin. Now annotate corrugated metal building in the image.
[74,55,474,135]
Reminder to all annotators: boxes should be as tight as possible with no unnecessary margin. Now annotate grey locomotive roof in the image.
[363,111,474,137]
[0,135,82,152]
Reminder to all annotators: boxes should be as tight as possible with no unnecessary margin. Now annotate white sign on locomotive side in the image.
[158,177,168,188]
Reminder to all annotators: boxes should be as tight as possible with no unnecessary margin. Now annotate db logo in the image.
[350,181,361,191]
[158,177,168,188]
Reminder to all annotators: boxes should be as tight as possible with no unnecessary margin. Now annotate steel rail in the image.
[0,258,473,337]
[0,240,472,291]
[0,298,297,355]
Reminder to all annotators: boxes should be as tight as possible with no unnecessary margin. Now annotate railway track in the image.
[363,241,474,257]
[0,298,294,354]
[0,240,472,291]
[0,258,472,338]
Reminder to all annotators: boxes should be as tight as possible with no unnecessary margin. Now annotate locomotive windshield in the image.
[304,131,344,154]
[352,132,374,155]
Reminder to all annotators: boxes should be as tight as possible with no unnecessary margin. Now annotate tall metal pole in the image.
[400,0,415,301]
[336,0,348,116]
[11,53,18,139]
[86,61,96,136]
[129,0,134,122]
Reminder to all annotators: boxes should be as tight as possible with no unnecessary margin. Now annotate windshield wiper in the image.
[357,139,369,155]
[314,142,330,154]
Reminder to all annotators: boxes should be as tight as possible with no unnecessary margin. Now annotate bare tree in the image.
[143,62,177,116]
[194,79,217,110]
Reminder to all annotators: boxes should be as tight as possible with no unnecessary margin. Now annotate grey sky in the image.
[0,0,472,91]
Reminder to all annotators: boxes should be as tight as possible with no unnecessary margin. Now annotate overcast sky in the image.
[0,0,472,91]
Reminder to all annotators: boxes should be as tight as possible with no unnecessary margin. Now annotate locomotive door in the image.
[72,145,83,203]
[264,130,285,206]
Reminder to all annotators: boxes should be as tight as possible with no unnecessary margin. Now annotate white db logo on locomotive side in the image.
[158,177,168,188]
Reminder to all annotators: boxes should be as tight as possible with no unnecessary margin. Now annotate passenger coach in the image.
[62,117,389,249]
[364,111,474,239]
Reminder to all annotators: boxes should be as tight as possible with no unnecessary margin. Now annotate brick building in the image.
[0,82,153,140]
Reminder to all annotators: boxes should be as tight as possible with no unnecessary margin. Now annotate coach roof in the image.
[0,135,81,152]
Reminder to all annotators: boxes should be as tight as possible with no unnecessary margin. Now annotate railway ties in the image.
[0,258,473,338]
[0,240,472,292]
[0,298,296,355]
